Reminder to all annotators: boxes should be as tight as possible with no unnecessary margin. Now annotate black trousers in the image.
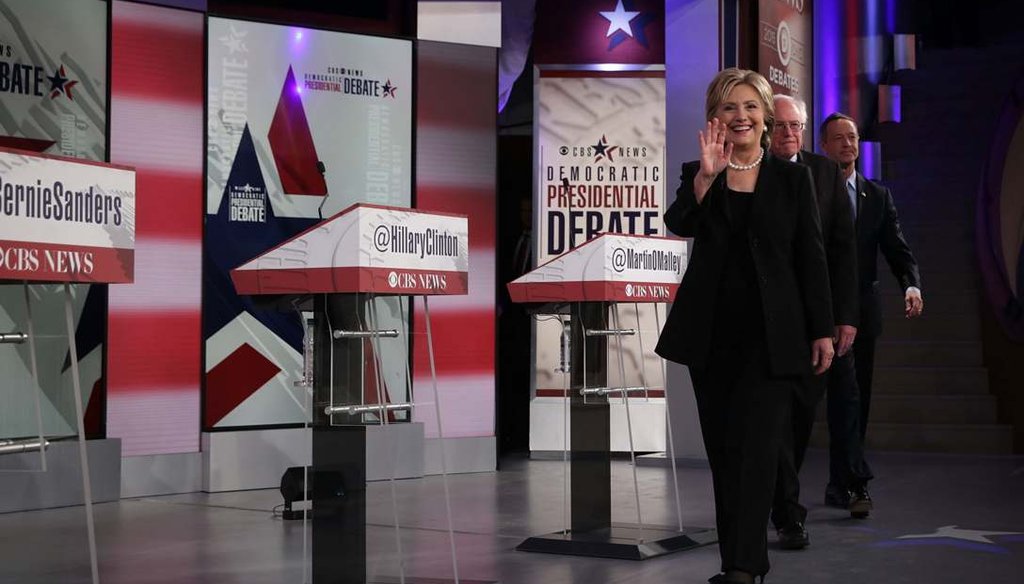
[855,337,877,441]
[770,376,822,529]
[691,347,795,577]
[826,340,874,489]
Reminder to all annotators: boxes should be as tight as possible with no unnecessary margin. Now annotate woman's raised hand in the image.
[694,118,732,203]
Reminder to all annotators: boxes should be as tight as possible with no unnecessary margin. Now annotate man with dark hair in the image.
[768,96,858,550]
[819,111,924,519]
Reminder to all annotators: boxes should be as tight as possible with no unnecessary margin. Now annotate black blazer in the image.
[655,155,834,377]
[795,150,859,327]
[853,172,922,337]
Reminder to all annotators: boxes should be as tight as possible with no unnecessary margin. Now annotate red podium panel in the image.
[507,233,688,303]
[0,148,136,284]
[231,203,468,297]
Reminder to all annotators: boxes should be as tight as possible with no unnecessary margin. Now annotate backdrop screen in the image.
[205,17,412,429]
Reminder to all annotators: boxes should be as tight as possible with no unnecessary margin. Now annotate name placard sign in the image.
[508,233,688,303]
[0,148,135,283]
[231,203,469,296]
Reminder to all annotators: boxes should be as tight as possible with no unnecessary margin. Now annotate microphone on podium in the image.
[316,160,328,220]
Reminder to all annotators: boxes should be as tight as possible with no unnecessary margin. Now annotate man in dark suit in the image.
[768,96,859,549]
[820,112,924,518]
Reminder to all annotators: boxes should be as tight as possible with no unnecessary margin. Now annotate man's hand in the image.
[905,287,924,318]
[811,337,835,375]
[833,324,857,357]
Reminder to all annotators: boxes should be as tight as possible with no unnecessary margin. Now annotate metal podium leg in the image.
[63,283,99,584]
[570,301,610,533]
[313,425,367,584]
[653,302,685,531]
[421,296,461,584]
[313,293,367,584]
[365,295,406,584]
[25,282,47,471]
[611,305,644,530]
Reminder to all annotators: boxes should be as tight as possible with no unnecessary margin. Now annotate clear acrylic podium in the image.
[508,233,716,559]
[0,147,136,584]
[233,203,492,584]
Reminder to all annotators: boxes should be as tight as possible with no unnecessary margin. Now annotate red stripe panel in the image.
[418,56,496,129]
[204,343,282,428]
[415,186,496,245]
[106,312,202,391]
[134,170,204,238]
[412,308,495,375]
[110,19,204,103]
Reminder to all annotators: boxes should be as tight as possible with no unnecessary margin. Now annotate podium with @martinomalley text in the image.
[233,203,493,584]
[508,233,716,560]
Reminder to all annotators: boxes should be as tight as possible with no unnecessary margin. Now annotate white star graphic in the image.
[220,26,248,53]
[897,525,1023,544]
[599,0,640,38]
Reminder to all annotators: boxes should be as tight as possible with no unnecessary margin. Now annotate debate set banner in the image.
[758,0,814,130]
[534,72,667,401]
[529,1,668,451]
[0,0,108,440]
[205,18,412,428]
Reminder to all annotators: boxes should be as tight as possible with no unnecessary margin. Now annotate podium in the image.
[233,203,490,584]
[508,233,716,559]
[0,147,136,584]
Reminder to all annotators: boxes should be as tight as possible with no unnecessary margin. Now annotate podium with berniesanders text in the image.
[508,233,716,560]
[0,147,136,584]
[232,203,489,584]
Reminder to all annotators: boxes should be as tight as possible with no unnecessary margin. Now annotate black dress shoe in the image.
[849,486,873,518]
[777,522,810,550]
[824,483,851,508]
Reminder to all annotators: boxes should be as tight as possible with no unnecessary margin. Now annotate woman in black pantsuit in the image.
[655,69,835,584]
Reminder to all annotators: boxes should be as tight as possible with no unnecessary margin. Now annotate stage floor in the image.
[2,450,1023,583]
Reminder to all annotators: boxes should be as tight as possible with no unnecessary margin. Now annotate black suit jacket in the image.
[853,172,922,337]
[655,155,834,377]
[794,150,859,327]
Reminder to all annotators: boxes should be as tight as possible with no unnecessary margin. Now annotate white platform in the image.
[0,438,121,513]
[122,451,203,498]
[529,397,667,453]
[201,425,495,492]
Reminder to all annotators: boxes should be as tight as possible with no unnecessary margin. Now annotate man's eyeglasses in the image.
[774,121,805,133]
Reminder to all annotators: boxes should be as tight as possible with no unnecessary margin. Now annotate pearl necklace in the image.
[728,148,764,171]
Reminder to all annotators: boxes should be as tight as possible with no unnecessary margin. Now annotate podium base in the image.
[516,523,717,560]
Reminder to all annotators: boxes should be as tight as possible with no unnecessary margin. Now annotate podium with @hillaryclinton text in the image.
[233,203,493,584]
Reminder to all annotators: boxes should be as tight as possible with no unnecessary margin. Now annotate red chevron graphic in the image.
[205,343,282,427]
[268,66,327,196]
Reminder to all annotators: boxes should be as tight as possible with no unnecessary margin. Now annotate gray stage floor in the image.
[2,450,1023,583]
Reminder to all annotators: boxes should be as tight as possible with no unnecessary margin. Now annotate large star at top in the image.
[48,65,78,100]
[600,0,640,37]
